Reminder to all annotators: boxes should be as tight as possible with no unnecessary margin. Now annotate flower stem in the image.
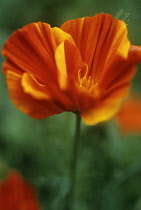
[65,113,81,210]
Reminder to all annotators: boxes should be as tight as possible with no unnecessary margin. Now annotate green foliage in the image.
[1,0,141,209]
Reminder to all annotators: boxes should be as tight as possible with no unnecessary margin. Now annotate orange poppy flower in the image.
[2,14,141,125]
[115,96,141,134]
[0,171,40,210]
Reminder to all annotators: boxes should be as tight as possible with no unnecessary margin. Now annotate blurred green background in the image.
[1,0,141,209]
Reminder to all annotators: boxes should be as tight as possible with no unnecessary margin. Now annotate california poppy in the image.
[2,14,141,125]
[0,171,40,210]
[115,95,141,134]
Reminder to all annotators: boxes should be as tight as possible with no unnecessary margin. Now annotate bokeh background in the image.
[1,0,141,209]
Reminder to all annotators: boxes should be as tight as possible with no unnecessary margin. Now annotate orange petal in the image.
[97,34,141,103]
[128,45,141,64]
[2,22,79,114]
[116,96,141,134]
[54,40,86,109]
[21,72,76,110]
[2,22,74,85]
[99,46,140,91]
[61,15,102,66]
[22,73,50,100]
[61,13,134,123]
[61,14,130,81]
[0,171,40,210]
[82,100,119,125]
[55,40,85,86]
[55,41,68,89]
[81,60,137,125]
[81,82,129,125]
[6,71,64,118]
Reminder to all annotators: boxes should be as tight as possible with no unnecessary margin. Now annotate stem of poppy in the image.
[65,113,81,210]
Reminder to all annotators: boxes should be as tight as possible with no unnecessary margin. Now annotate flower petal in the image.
[6,71,63,118]
[99,44,141,91]
[82,57,137,125]
[2,22,74,85]
[21,71,76,111]
[81,82,129,125]
[61,14,102,66]
[22,73,50,100]
[61,14,130,81]
[0,172,40,210]
[82,101,119,125]
[115,95,141,134]
[55,40,85,87]
[2,22,79,115]
[54,40,86,109]
[128,45,141,64]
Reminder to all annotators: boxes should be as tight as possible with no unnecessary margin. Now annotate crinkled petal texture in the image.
[2,14,141,125]
[0,172,40,210]
[115,96,141,134]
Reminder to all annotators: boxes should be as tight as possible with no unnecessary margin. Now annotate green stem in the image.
[65,113,81,210]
